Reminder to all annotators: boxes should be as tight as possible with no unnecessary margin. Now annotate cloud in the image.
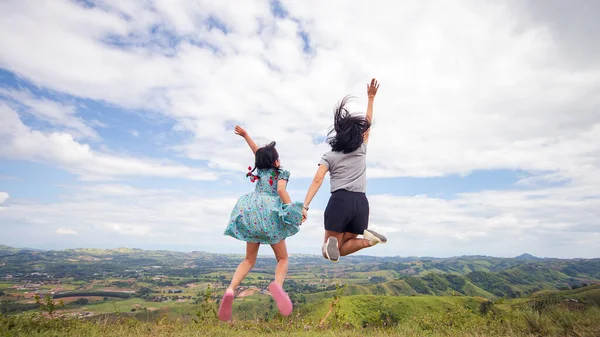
[0,104,217,181]
[0,88,99,140]
[55,228,77,235]
[0,184,241,249]
[367,183,600,258]
[1,0,599,183]
[0,192,8,204]
[0,0,599,257]
[513,0,600,68]
[0,182,598,258]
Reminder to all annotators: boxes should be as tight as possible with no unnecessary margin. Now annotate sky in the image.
[0,0,599,259]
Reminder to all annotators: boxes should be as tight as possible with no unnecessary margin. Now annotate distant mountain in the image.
[515,253,540,261]
[0,245,45,257]
[1,245,599,301]
[0,245,580,262]
[0,245,17,250]
[0,245,20,254]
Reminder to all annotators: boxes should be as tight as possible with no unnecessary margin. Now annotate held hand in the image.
[367,78,379,99]
[234,125,248,137]
[301,208,308,223]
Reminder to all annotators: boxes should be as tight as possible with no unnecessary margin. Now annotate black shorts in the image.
[324,189,369,234]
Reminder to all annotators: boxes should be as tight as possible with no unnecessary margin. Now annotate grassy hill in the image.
[391,260,600,300]
[301,295,485,328]
[531,284,600,306]
[1,244,599,326]
[2,246,599,305]
[2,287,600,336]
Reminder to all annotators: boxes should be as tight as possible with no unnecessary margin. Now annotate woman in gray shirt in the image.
[302,78,387,262]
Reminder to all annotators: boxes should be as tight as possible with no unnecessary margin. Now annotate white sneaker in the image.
[322,237,340,262]
[363,229,387,246]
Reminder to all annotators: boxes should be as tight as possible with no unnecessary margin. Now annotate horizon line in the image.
[1,244,597,260]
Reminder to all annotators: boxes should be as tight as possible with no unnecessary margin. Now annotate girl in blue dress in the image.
[218,125,303,321]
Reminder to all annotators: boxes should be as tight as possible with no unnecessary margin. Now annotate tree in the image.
[74,298,89,305]
[194,285,217,322]
[369,276,386,284]
[137,287,153,298]
[35,294,63,317]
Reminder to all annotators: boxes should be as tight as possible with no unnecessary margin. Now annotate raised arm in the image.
[363,78,379,144]
[301,164,329,222]
[234,125,259,154]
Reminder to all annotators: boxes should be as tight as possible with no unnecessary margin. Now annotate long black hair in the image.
[326,96,371,153]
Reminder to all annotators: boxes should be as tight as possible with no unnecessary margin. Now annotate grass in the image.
[3,284,600,336]
[532,284,600,304]
[301,295,485,327]
[2,303,600,337]
[63,298,145,314]
[460,280,497,298]
[53,296,105,305]
[0,282,14,290]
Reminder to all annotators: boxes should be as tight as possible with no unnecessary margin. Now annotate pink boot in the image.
[268,282,292,316]
[218,290,234,321]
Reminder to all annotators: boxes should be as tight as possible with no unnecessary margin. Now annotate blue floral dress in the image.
[225,168,303,244]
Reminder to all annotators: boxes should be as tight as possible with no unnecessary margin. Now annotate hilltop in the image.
[2,286,600,336]
[1,245,599,336]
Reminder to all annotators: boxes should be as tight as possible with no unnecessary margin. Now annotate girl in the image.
[218,125,303,321]
[302,78,387,262]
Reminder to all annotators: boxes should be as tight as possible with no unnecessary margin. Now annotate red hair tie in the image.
[246,166,260,183]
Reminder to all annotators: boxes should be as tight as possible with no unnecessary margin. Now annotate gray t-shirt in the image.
[318,143,367,193]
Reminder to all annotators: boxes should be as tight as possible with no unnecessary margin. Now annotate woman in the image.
[302,78,387,262]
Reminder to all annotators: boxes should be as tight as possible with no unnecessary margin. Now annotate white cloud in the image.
[0,88,99,140]
[0,104,217,181]
[0,192,8,204]
[0,184,241,249]
[367,183,600,258]
[1,0,598,182]
[0,0,599,257]
[55,228,77,235]
[0,182,598,258]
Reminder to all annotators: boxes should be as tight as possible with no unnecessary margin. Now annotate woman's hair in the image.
[254,141,279,170]
[326,96,371,153]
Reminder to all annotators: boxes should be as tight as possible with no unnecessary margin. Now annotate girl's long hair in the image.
[326,96,371,153]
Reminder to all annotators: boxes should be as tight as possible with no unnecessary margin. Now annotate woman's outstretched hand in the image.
[234,125,248,137]
[367,78,379,99]
[301,208,307,223]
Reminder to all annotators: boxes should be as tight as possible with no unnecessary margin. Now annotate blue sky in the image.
[1,0,599,258]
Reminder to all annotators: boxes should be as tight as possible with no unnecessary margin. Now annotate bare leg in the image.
[270,240,288,286]
[339,232,371,256]
[226,242,260,292]
[267,241,293,316]
[339,232,358,246]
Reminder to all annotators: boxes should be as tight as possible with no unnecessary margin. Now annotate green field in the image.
[0,282,14,290]
[2,291,600,337]
[2,246,600,336]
